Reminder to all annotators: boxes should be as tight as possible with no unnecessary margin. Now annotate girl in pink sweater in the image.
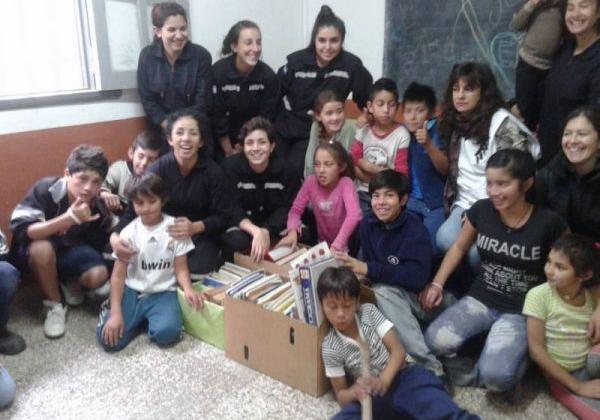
[278,142,362,252]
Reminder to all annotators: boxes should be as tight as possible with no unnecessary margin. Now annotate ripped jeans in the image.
[424,296,528,392]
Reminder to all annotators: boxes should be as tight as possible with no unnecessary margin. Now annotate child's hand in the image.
[356,107,372,129]
[184,287,206,310]
[351,377,371,400]
[575,379,600,399]
[69,196,100,225]
[334,251,368,277]
[420,283,443,310]
[415,121,431,146]
[368,376,389,396]
[100,192,122,212]
[102,313,124,347]
[112,238,138,262]
[276,230,298,250]
[167,217,195,240]
[250,228,270,262]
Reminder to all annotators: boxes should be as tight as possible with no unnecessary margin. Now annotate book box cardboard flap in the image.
[234,252,292,280]
[224,295,330,397]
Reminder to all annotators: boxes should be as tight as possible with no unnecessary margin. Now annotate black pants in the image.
[188,235,222,274]
[515,57,548,131]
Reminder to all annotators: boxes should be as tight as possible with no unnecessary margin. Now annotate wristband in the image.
[431,282,443,291]
[67,208,82,225]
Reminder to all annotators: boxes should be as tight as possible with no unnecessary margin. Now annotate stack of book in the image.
[226,270,297,317]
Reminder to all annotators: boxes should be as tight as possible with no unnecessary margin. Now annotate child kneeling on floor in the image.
[97,173,205,351]
[318,266,479,420]
[524,234,600,419]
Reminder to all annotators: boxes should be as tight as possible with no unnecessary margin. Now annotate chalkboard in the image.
[384,0,523,101]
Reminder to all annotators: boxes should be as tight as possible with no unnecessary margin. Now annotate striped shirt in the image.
[321,303,393,379]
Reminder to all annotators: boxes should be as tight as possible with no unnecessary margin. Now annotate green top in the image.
[303,119,356,179]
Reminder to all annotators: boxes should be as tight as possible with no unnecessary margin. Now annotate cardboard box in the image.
[225,295,330,397]
[234,252,292,280]
[177,283,225,350]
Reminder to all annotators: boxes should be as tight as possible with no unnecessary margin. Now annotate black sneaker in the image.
[0,330,26,355]
[487,383,524,407]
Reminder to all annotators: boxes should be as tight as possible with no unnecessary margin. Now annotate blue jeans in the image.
[333,365,480,420]
[96,286,182,351]
[0,367,15,408]
[373,284,455,374]
[407,197,445,256]
[0,262,20,331]
[435,206,480,272]
[425,296,528,392]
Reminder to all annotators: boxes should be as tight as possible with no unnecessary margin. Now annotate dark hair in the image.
[402,82,437,112]
[314,141,355,180]
[563,105,600,141]
[486,149,536,200]
[439,62,505,158]
[132,131,162,152]
[369,77,399,102]
[125,172,169,204]
[368,169,410,197]
[151,2,187,43]
[66,145,109,179]
[164,109,201,140]
[313,90,345,141]
[317,266,360,302]
[221,20,260,56]
[309,5,346,50]
[551,234,598,282]
[564,0,600,33]
[238,116,277,144]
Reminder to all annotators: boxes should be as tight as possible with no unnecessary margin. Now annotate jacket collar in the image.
[367,208,408,230]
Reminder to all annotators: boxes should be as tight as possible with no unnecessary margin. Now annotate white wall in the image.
[0,0,385,136]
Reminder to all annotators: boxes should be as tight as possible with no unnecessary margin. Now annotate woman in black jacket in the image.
[275,5,372,178]
[212,21,280,160]
[137,2,213,153]
[536,105,600,242]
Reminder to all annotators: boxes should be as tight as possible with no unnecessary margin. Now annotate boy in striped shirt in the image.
[318,267,478,420]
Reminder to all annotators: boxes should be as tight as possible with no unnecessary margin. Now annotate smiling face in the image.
[233,27,262,72]
[243,129,274,171]
[154,14,188,57]
[314,26,342,67]
[167,116,202,163]
[316,101,345,136]
[132,193,164,226]
[562,115,600,174]
[314,148,344,189]
[402,101,431,133]
[371,187,405,223]
[321,293,359,335]
[65,169,103,204]
[565,0,600,37]
[485,167,530,212]
[452,78,481,115]
[128,147,160,176]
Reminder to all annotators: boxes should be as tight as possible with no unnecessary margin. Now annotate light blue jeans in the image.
[407,197,445,256]
[435,205,480,272]
[373,284,455,374]
[424,296,528,392]
[0,367,15,408]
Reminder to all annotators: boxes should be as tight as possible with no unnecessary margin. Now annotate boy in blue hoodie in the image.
[336,170,451,379]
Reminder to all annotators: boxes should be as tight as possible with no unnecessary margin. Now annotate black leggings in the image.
[515,57,548,131]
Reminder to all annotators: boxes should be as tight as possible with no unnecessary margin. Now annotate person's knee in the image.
[435,222,454,252]
[0,262,20,295]
[80,265,109,288]
[148,313,182,346]
[221,230,251,254]
[0,368,16,408]
[424,322,463,356]
[479,360,520,392]
[28,240,55,265]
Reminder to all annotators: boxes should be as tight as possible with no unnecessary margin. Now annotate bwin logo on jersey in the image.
[387,255,399,265]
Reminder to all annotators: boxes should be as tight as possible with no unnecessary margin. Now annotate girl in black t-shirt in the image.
[422,149,567,402]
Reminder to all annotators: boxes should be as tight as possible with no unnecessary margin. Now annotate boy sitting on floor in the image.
[10,145,113,338]
[318,266,478,419]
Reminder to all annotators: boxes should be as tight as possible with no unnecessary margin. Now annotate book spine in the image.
[299,267,317,326]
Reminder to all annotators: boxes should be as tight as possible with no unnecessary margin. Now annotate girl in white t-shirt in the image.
[436,61,539,272]
[524,234,600,418]
[97,173,205,351]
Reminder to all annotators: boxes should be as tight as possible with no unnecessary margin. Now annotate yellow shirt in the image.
[523,283,595,371]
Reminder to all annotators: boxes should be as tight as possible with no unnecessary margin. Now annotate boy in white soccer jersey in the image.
[97,173,205,351]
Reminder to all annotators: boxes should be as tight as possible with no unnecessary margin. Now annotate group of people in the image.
[1,1,600,418]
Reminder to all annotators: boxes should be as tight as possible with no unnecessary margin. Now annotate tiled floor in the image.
[1,289,576,420]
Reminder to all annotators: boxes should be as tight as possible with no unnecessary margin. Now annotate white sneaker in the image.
[43,300,67,338]
[85,281,110,301]
[60,281,84,306]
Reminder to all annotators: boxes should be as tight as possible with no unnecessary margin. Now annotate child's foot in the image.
[43,300,67,338]
[441,355,477,386]
[85,281,110,301]
[486,383,524,407]
[0,330,26,355]
[60,281,84,306]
